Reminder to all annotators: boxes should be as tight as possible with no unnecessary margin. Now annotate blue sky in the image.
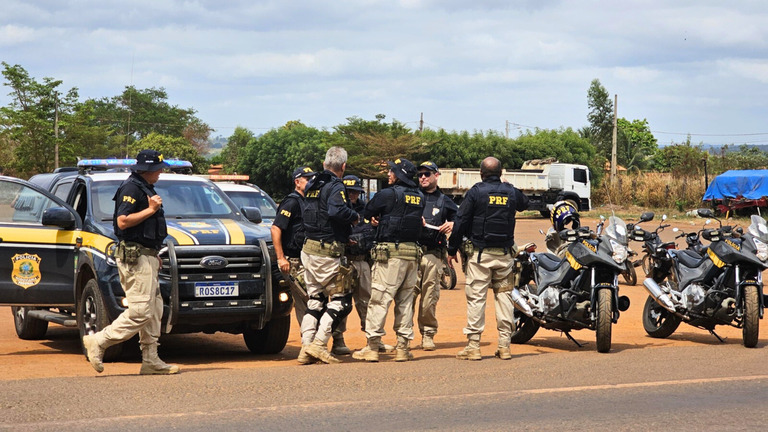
[2,0,767,146]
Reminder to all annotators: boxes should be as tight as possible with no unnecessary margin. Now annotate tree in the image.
[0,62,80,176]
[616,118,657,171]
[220,126,256,172]
[652,137,706,176]
[586,79,614,159]
[239,121,329,197]
[128,132,207,173]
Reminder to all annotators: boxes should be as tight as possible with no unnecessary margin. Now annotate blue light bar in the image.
[77,159,193,168]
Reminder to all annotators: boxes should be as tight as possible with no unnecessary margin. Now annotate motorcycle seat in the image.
[675,249,708,268]
[535,252,565,272]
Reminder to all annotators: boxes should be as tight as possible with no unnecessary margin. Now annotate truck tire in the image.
[12,306,48,340]
[243,315,291,354]
[77,279,122,362]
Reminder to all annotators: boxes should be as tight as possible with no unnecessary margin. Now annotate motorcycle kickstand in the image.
[563,331,585,348]
[709,329,726,343]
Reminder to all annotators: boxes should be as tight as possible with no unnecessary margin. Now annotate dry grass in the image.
[593,173,707,211]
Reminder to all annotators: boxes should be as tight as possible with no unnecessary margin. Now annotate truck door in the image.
[0,177,81,306]
[571,167,591,208]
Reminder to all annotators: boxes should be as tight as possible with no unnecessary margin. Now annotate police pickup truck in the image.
[0,159,293,360]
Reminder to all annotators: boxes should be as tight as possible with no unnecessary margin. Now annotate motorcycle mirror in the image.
[672,227,679,232]
[697,208,715,218]
[662,214,667,222]
[705,219,711,225]
[640,211,654,222]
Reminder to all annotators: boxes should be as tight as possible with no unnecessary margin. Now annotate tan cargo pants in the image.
[415,252,443,337]
[95,254,162,347]
[365,257,419,344]
[351,258,371,331]
[463,250,516,347]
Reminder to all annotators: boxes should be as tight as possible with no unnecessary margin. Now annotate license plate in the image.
[194,282,239,297]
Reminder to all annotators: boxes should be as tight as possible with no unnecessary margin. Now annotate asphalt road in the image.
[2,343,767,431]
[2,217,768,431]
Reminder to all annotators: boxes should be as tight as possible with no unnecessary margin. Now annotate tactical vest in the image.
[283,191,306,255]
[302,172,339,242]
[376,185,424,243]
[470,181,516,249]
[419,192,448,248]
[114,175,167,249]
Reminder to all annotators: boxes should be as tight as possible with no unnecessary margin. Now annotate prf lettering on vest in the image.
[489,195,508,206]
[405,195,422,205]
[122,195,136,204]
[280,209,291,217]
[306,190,320,198]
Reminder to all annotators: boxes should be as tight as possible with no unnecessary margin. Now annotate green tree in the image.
[616,118,657,171]
[128,132,207,173]
[586,79,614,159]
[0,62,81,176]
[652,137,707,176]
[220,126,256,172]
[239,121,329,197]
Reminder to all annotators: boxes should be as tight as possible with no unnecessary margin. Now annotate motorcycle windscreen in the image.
[605,216,628,245]
[747,215,768,242]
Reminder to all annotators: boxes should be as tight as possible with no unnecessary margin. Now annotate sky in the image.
[2,0,768,146]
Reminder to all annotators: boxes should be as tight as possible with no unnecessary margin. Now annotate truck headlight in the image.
[610,239,628,264]
[754,238,768,262]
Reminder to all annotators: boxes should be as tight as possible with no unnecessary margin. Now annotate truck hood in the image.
[94,218,271,246]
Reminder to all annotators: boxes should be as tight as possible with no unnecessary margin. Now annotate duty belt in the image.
[119,241,159,257]
[377,242,421,260]
[481,247,510,256]
[422,247,444,258]
[302,238,345,258]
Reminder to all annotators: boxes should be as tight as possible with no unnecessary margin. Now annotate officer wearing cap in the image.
[353,158,425,362]
[447,156,529,361]
[83,149,180,375]
[300,147,360,364]
[414,161,458,351]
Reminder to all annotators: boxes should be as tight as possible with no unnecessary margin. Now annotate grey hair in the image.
[324,146,348,171]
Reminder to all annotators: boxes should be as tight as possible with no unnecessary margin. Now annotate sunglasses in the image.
[418,172,432,178]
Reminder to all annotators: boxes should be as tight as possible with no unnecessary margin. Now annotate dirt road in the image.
[1,216,765,380]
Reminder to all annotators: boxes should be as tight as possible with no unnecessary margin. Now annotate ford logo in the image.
[200,256,228,269]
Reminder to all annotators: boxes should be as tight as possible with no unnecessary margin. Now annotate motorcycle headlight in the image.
[754,238,768,262]
[610,239,628,264]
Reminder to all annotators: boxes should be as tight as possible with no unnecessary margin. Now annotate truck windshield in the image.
[92,180,236,220]
[224,191,277,219]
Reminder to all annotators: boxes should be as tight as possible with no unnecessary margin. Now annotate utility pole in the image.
[419,112,424,132]
[611,94,618,185]
[54,98,59,170]
[505,120,510,139]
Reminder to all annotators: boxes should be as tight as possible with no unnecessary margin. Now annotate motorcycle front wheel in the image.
[510,310,540,344]
[742,285,760,348]
[595,289,613,353]
[642,295,681,338]
[622,261,637,286]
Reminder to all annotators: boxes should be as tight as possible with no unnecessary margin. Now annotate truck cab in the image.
[0,160,293,361]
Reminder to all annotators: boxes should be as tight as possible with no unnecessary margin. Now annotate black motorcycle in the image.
[509,216,631,353]
[642,209,766,347]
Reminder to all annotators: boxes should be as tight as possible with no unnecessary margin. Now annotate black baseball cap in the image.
[133,149,170,172]
[419,161,439,172]
[342,175,364,192]
[292,166,316,179]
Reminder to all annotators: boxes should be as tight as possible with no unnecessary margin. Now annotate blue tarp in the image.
[703,170,768,201]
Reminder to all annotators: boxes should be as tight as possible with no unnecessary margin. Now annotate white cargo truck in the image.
[437,159,591,216]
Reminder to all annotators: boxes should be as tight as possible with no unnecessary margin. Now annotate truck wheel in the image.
[742,285,760,348]
[77,279,122,361]
[12,306,48,340]
[243,315,291,354]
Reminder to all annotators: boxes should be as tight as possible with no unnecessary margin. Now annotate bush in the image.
[593,173,706,210]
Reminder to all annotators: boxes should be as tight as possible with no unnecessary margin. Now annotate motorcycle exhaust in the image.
[510,288,534,317]
[642,279,677,313]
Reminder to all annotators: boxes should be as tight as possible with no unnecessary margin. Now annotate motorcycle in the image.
[641,209,766,347]
[508,216,632,353]
[597,213,655,286]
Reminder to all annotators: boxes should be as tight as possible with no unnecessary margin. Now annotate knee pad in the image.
[306,295,327,322]
[328,294,354,330]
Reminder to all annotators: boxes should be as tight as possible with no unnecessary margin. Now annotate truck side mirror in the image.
[241,206,262,224]
[41,207,77,230]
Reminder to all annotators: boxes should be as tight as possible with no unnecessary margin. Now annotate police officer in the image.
[342,175,375,333]
[353,158,425,362]
[82,149,180,375]
[272,165,338,364]
[447,157,529,361]
[414,161,458,351]
[300,147,360,364]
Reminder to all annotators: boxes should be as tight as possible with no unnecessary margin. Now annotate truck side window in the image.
[573,168,588,184]
[52,180,75,201]
[72,184,88,222]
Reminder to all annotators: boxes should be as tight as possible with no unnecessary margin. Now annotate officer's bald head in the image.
[480,157,502,179]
